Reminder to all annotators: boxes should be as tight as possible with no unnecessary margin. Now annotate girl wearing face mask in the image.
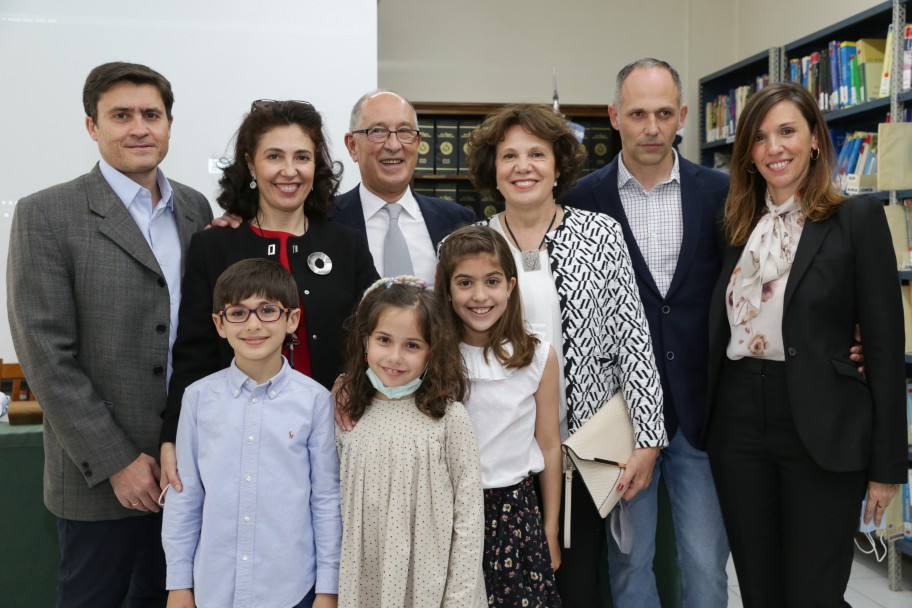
[334,276,486,608]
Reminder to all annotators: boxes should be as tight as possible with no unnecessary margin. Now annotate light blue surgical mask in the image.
[365,367,425,400]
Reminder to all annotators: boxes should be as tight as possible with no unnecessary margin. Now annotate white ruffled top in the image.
[460,339,550,489]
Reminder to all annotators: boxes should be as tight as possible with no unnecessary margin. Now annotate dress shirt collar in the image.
[98,158,174,213]
[227,357,293,399]
[359,183,420,221]
[616,148,681,191]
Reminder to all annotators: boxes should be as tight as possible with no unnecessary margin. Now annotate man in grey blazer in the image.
[7,62,212,607]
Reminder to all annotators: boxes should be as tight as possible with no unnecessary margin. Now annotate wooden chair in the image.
[2,363,30,401]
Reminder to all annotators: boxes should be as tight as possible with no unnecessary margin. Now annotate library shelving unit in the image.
[410,102,619,218]
[698,49,775,167]
[699,0,912,590]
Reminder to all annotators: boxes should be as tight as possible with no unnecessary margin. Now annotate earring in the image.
[746,163,757,174]
[810,147,820,161]
[249,177,257,189]
[553,179,558,188]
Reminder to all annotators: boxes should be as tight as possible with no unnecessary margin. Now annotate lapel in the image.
[783,215,831,312]
[710,243,743,343]
[598,160,662,299]
[332,187,368,234]
[172,185,207,271]
[664,160,704,300]
[85,164,163,275]
[414,191,444,247]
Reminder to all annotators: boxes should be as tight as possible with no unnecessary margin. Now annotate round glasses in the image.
[219,304,292,323]
[351,127,420,144]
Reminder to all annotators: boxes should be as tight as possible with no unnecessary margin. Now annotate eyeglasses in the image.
[250,99,315,112]
[351,127,420,144]
[219,304,293,323]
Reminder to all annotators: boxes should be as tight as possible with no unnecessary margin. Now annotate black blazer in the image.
[562,155,729,446]
[330,185,476,248]
[706,196,907,482]
[160,218,378,443]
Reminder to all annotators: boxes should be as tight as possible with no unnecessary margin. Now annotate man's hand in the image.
[166,589,195,608]
[204,213,242,230]
[313,593,338,608]
[160,442,182,493]
[109,453,162,512]
[863,481,900,527]
[617,446,660,501]
[850,324,865,375]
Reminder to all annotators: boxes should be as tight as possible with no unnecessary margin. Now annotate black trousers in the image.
[550,473,607,608]
[56,513,167,608]
[707,358,865,608]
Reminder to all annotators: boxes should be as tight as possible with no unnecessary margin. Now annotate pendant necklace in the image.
[502,208,558,272]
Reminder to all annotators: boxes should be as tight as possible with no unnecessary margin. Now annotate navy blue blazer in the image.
[330,185,476,248]
[562,156,729,446]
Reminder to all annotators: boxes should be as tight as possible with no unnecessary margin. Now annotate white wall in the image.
[0,0,377,360]
[378,0,888,161]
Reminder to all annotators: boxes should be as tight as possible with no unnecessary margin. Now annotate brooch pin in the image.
[307,252,332,275]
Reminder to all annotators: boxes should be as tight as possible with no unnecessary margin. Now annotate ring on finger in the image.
[130,500,140,507]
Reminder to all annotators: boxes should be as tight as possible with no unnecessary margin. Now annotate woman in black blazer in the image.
[159,100,378,489]
[705,83,906,607]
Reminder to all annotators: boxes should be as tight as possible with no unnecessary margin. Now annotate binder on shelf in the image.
[588,124,614,170]
[456,183,481,217]
[856,38,887,101]
[416,118,435,175]
[413,182,435,199]
[903,24,912,91]
[434,119,458,174]
[457,120,480,175]
[434,181,458,203]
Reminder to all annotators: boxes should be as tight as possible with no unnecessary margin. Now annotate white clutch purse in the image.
[561,391,634,548]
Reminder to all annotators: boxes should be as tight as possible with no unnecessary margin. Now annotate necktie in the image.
[383,203,414,277]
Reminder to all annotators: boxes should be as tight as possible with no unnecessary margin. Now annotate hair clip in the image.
[361,275,428,300]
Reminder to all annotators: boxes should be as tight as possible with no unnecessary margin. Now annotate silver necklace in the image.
[502,209,557,272]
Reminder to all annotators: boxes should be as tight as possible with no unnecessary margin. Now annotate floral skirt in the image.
[482,475,561,607]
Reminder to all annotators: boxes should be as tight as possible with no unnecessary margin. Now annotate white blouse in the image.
[460,339,550,489]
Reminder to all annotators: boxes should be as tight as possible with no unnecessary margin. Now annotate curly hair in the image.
[435,225,537,368]
[217,100,342,222]
[337,282,469,422]
[725,82,843,246]
[466,103,586,203]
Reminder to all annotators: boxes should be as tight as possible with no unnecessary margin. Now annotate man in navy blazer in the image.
[563,59,730,608]
[331,90,474,287]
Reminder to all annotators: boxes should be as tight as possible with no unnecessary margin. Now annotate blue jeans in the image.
[606,431,729,608]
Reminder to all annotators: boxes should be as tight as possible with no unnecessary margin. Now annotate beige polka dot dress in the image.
[336,397,486,607]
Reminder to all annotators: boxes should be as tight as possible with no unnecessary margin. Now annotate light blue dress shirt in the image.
[162,359,342,607]
[98,160,182,385]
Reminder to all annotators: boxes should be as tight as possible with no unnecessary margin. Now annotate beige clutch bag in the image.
[561,391,634,548]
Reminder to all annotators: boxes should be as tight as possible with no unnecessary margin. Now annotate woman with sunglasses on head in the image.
[159,100,378,493]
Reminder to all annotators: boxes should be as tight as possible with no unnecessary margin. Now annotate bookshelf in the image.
[411,102,619,218]
[700,0,912,589]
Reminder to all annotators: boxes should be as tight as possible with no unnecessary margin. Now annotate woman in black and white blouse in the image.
[467,104,666,607]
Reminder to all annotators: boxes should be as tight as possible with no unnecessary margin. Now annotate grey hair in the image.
[348,89,418,131]
[614,58,683,108]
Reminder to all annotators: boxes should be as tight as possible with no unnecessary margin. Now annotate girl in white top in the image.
[436,226,562,607]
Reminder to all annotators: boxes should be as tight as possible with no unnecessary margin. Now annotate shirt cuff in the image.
[165,564,194,591]
[315,567,340,595]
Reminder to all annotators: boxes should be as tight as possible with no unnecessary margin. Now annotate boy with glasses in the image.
[162,259,341,608]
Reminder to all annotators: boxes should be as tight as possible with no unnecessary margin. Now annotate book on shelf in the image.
[857,38,886,102]
[904,24,912,91]
[704,81,763,144]
[835,131,878,193]
[588,124,614,171]
[416,118,435,175]
[434,119,458,175]
[880,24,896,98]
[457,120,480,175]
[434,181,458,204]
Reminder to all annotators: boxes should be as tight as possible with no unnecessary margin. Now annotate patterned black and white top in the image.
[487,206,667,448]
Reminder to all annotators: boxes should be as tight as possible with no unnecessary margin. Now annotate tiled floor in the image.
[725,543,912,607]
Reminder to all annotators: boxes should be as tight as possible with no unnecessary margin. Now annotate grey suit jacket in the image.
[7,163,212,521]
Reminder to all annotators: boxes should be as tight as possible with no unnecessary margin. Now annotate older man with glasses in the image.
[331,90,475,288]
